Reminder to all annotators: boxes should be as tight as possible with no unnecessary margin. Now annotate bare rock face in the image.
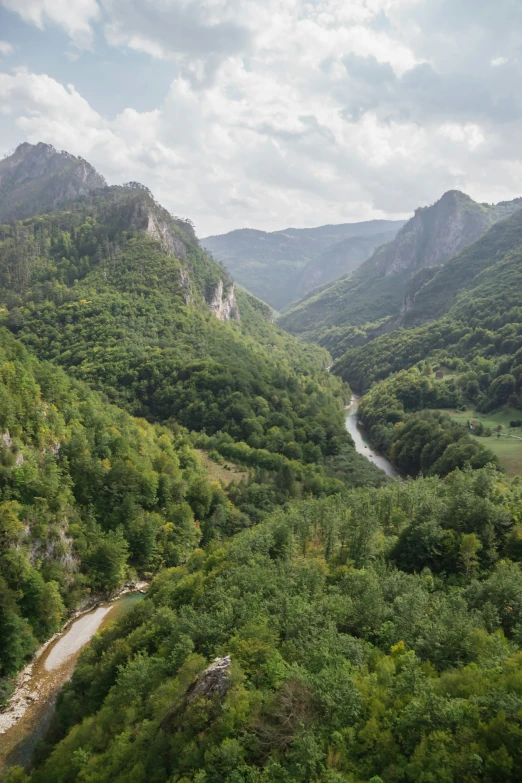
[145,209,188,259]
[0,142,106,222]
[187,656,232,703]
[179,268,192,306]
[379,190,521,279]
[209,280,240,321]
[130,200,188,259]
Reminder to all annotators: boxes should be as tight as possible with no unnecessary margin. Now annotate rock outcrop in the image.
[130,200,188,259]
[187,656,232,703]
[0,142,106,222]
[209,280,240,321]
[377,190,520,279]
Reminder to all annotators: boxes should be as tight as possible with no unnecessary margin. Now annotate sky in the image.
[1,0,522,237]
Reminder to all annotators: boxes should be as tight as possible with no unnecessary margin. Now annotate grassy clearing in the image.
[433,406,522,478]
[195,449,249,486]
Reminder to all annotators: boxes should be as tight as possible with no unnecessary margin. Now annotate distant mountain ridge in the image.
[202,219,404,311]
[0,142,106,223]
[278,190,522,354]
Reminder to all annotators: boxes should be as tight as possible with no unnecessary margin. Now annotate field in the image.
[433,406,522,478]
[195,449,249,486]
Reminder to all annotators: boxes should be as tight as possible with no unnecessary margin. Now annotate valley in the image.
[1,142,522,783]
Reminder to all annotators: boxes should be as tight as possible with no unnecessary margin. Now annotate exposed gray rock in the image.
[130,200,188,259]
[0,142,106,222]
[187,656,232,703]
[179,268,192,306]
[209,280,240,321]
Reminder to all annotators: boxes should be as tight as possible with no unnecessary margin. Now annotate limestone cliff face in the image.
[0,142,106,222]
[209,280,240,321]
[130,200,188,259]
[377,190,521,279]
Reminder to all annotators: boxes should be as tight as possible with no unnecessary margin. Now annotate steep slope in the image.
[333,207,522,393]
[0,143,106,223]
[202,219,403,311]
[293,229,397,301]
[0,178,385,496]
[24,476,522,783]
[0,326,218,702]
[279,191,522,354]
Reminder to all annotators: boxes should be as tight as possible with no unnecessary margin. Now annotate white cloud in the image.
[491,56,508,67]
[1,0,100,48]
[1,0,522,234]
[0,41,14,56]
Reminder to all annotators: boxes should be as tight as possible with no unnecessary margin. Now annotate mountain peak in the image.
[0,141,106,223]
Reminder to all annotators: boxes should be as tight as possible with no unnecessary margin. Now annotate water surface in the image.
[0,593,143,774]
[345,396,399,479]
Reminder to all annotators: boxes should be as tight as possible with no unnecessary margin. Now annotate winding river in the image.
[345,396,399,479]
[1,397,395,776]
[0,592,144,775]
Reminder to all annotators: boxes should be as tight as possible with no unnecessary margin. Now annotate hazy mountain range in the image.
[202,219,404,311]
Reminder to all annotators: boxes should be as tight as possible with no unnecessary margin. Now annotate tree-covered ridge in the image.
[356,367,502,477]
[402,207,522,328]
[21,468,522,783]
[0,327,227,701]
[331,210,522,405]
[0,189,385,490]
[278,191,522,355]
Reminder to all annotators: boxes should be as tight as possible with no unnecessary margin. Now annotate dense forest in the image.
[3,143,522,783]
[0,186,383,491]
[0,157,384,718]
[0,326,221,704]
[15,468,522,783]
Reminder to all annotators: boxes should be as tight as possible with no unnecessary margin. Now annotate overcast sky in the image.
[1,0,521,236]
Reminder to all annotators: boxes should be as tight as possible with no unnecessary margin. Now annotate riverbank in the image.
[345,395,400,479]
[0,580,149,737]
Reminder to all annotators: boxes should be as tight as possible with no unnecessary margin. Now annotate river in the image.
[345,396,399,479]
[0,592,144,775]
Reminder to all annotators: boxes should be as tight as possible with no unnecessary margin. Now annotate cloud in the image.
[1,0,522,234]
[1,0,100,48]
[0,41,14,56]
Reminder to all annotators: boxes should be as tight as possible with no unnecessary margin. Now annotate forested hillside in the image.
[0,327,218,704]
[328,209,522,478]
[3,141,522,783]
[20,468,522,783]
[0,182,383,492]
[202,220,402,311]
[0,146,386,726]
[279,191,522,355]
[333,209,522,394]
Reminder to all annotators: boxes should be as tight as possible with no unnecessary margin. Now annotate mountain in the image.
[0,146,388,721]
[201,219,403,311]
[0,161,385,496]
[333,206,522,392]
[0,142,106,223]
[279,190,522,354]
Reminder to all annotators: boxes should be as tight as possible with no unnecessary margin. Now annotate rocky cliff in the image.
[209,280,240,321]
[376,190,522,279]
[0,142,106,223]
[279,190,522,344]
